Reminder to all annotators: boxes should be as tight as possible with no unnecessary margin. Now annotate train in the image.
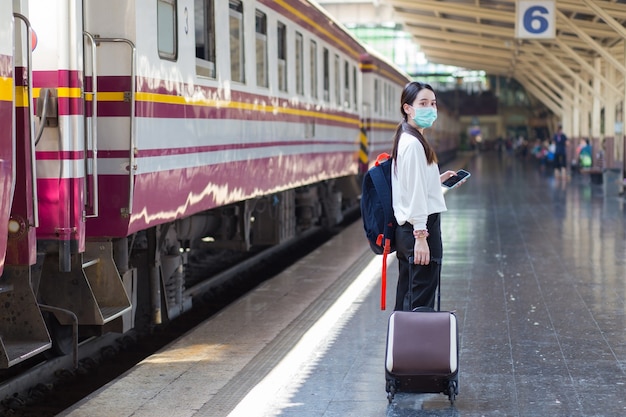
[0,0,459,369]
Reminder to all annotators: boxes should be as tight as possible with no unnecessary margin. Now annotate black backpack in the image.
[360,153,397,309]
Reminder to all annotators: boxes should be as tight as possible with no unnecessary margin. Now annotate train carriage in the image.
[79,0,368,237]
[360,49,410,164]
[0,0,453,369]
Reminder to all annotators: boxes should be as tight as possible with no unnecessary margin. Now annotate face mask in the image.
[411,106,437,128]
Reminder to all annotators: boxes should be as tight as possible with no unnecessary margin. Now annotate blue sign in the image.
[469,127,481,136]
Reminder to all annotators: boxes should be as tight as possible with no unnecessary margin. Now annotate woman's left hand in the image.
[440,170,457,184]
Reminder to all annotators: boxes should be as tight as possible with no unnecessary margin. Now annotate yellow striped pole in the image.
[359,120,368,174]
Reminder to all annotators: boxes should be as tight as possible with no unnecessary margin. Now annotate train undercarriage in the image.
[0,176,361,369]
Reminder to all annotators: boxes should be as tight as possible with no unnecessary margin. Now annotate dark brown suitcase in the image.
[384,258,459,404]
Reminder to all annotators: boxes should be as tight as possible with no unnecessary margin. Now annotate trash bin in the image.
[590,171,603,185]
[602,168,622,196]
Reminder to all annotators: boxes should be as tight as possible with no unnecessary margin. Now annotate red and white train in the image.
[0,0,459,368]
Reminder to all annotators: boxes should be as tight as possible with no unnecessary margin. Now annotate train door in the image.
[30,0,131,355]
[0,1,52,369]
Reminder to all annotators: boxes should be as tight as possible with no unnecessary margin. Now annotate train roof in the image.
[359,44,412,86]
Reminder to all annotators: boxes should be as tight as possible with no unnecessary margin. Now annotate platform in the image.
[60,152,626,417]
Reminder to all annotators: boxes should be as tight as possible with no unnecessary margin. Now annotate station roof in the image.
[318,1,626,116]
[385,0,625,82]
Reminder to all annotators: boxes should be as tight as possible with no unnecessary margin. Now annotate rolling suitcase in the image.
[384,257,459,404]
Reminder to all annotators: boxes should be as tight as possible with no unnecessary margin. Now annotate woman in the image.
[391,82,457,311]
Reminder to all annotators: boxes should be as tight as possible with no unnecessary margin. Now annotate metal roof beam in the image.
[554,19,623,39]
[520,63,574,107]
[414,38,513,59]
[392,1,616,38]
[536,34,600,52]
[389,0,513,22]
[405,28,512,51]
[516,74,564,116]
[557,9,626,76]
[553,37,622,96]
[397,12,513,38]
[580,0,626,39]
[420,50,511,73]
[531,41,599,97]
[559,0,626,19]
[410,31,585,68]
[402,20,594,54]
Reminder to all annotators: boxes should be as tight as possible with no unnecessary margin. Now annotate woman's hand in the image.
[413,238,430,265]
[440,170,457,184]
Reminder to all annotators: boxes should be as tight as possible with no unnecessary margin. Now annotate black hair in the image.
[391,82,438,165]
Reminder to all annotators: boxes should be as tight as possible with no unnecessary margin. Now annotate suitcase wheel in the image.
[446,379,458,405]
[385,379,396,403]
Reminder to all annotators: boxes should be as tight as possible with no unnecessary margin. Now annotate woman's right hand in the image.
[413,238,430,265]
[440,170,457,184]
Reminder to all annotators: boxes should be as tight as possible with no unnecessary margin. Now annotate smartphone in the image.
[442,169,470,189]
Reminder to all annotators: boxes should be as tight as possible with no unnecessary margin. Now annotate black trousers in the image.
[554,153,567,169]
[394,213,442,311]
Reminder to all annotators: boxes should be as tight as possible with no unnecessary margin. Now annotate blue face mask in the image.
[411,106,437,128]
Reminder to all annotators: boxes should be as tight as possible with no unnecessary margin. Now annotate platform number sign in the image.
[516,0,555,39]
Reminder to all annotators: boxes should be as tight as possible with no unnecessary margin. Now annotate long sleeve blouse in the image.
[391,130,447,231]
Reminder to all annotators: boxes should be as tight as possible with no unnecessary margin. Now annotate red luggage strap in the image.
[374,152,392,310]
[376,234,391,310]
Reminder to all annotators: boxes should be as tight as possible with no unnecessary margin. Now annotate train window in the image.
[157,0,177,60]
[256,10,268,88]
[229,0,245,83]
[323,47,329,101]
[310,40,318,99]
[195,0,216,78]
[343,61,350,109]
[334,54,340,106]
[352,65,357,110]
[295,32,304,96]
[382,83,386,115]
[277,22,287,92]
[374,79,379,113]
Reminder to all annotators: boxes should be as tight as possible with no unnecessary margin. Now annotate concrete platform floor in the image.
[61,152,626,417]
[265,153,626,417]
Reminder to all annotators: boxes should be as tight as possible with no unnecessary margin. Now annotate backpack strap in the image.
[369,156,393,310]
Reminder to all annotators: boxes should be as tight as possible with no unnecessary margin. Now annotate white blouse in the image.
[391,131,447,230]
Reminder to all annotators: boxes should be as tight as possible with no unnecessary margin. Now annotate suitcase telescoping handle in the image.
[407,256,442,312]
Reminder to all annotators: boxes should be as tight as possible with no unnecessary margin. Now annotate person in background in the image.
[552,125,569,178]
[390,82,459,311]
[578,138,592,169]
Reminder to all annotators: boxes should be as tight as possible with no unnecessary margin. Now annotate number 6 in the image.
[523,6,549,34]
